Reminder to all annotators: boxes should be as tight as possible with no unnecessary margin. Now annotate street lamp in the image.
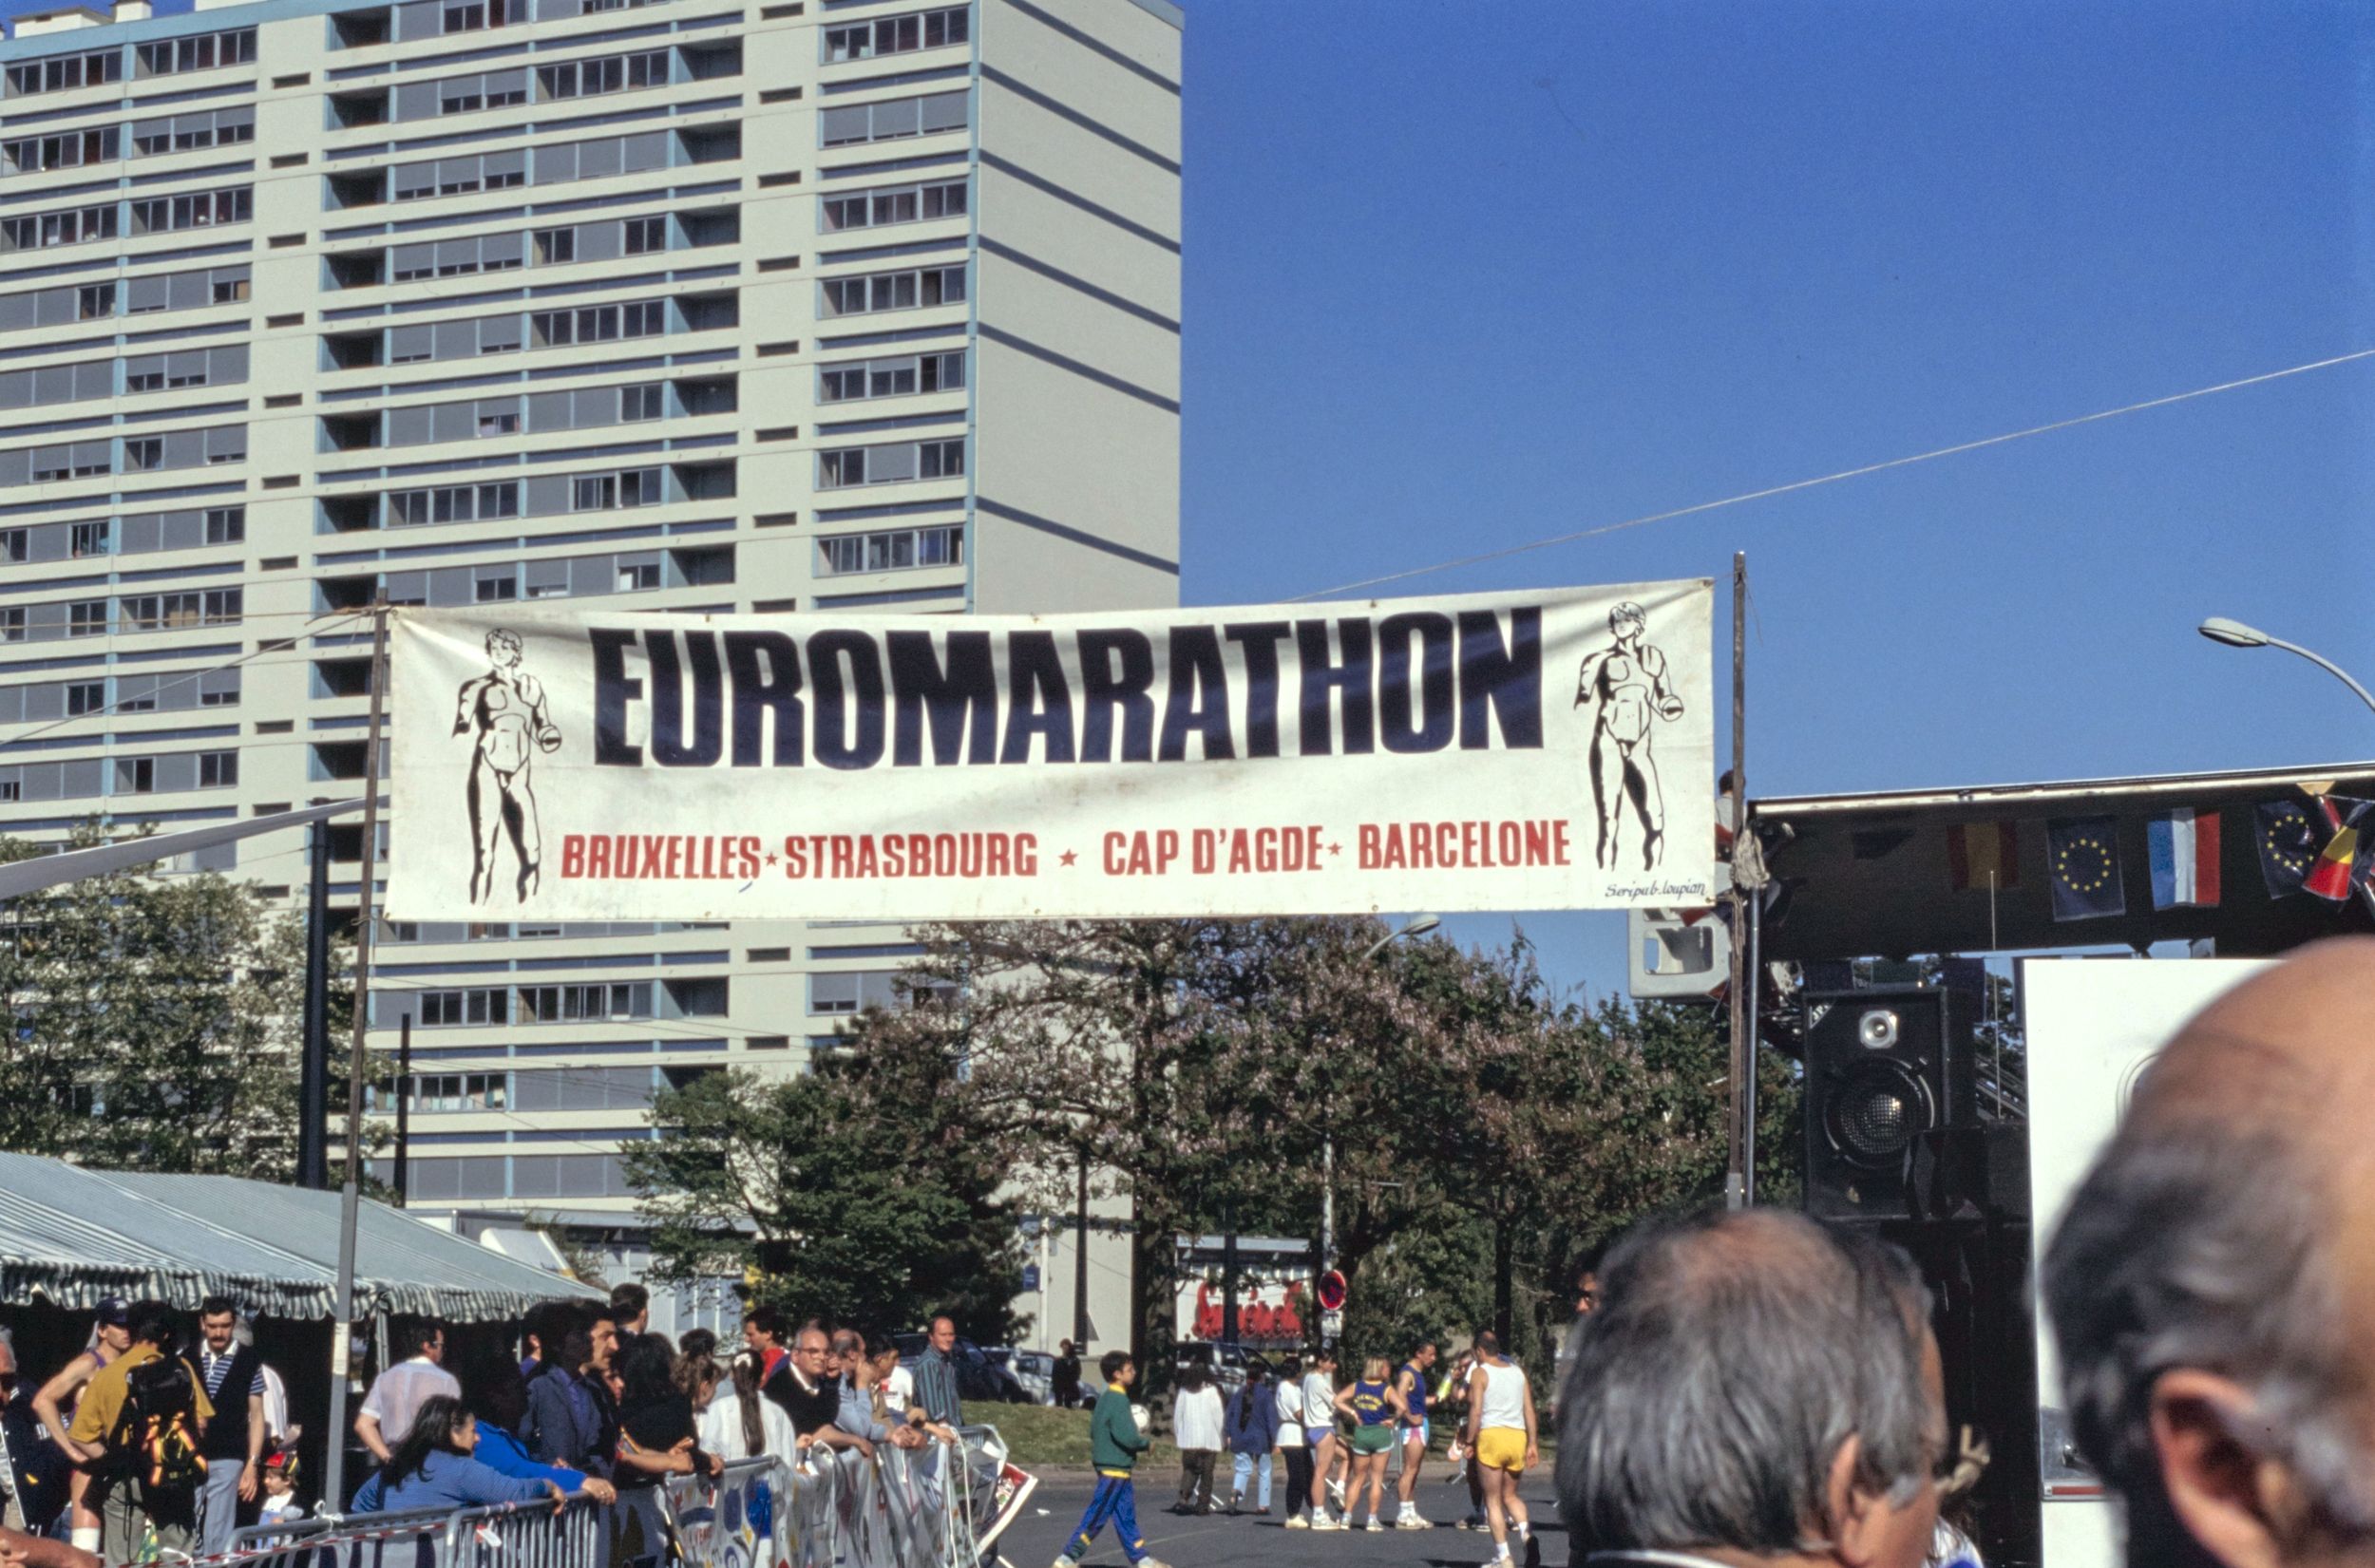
[1318,915,1441,1345]
[2199,617,2375,717]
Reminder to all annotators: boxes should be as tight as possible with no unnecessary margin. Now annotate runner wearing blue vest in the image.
[1393,1341,1439,1529]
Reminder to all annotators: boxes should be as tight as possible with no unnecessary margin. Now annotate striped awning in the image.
[0,1151,600,1321]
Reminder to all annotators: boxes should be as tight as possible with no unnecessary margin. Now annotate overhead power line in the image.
[1293,346,2375,601]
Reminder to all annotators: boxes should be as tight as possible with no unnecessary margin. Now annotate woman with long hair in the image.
[694,1351,795,1464]
[613,1338,719,1488]
[351,1395,564,1514]
[1332,1356,1404,1533]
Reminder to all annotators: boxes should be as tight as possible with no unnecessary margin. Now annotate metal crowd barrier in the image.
[160,1426,1033,1568]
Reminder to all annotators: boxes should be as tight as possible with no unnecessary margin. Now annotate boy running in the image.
[1054,1353,1171,1568]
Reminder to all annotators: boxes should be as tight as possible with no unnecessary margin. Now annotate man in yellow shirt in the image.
[66,1304,210,1562]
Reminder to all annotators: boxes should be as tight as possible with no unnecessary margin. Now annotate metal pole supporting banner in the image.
[393,1015,412,1208]
[324,602,390,1512]
[1725,553,1751,1211]
[1072,1151,1091,1351]
[298,822,332,1191]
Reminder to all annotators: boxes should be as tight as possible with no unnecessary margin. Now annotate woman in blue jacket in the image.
[352,1395,567,1515]
[1224,1364,1282,1516]
[467,1363,618,1502]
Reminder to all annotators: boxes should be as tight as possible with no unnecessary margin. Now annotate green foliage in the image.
[624,1019,1025,1343]
[0,826,355,1178]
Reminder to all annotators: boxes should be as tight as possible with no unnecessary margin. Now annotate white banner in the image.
[383,580,1715,920]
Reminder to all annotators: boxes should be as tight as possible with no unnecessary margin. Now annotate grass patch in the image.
[976,1405,1181,1472]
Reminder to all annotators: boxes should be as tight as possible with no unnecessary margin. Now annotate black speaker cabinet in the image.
[1803,986,1975,1222]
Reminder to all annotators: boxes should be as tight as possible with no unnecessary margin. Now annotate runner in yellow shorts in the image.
[1458,1332,1538,1564]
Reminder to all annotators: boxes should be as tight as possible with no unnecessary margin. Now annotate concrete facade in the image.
[0,0,1176,1340]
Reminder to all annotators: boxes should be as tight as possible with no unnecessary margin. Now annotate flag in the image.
[2304,799,2370,902]
[1946,822,2020,892]
[2257,801,2320,897]
[2146,808,2221,909]
[2048,817,2125,921]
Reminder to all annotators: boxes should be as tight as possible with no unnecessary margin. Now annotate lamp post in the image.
[1317,915,1440,1345]
[2198,617,2375,717]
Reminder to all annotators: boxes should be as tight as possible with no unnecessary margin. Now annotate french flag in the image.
[2147,808,2221,909]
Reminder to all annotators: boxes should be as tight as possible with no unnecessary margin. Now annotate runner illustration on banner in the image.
[453,627,561,903]
[1573,599,1686,872]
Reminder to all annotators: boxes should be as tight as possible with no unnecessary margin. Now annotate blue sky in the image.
[1173,0,2375,995]
[8,0,2367,996]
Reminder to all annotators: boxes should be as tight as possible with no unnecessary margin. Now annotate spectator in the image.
[1,1332,67,1538]
[1052,1340,1083,1410]
[191,1296,268,1557]
[0,1522,98,1568]
[1225,1361,1280,1515]
[676,1329,718,1364]
[521,1301,576,1381]
[610,1283,652,1339]
[694,1350,795,1464]
[2044,939,2375,1568]
[463,1360,614,1503]
[836,1332,929,1451]
[1274,1354,1312,1531]
[355,1318,459,1464]
[878,1338,916,1417]
[1170,1363,1224,1515]
[1052,1351,1167,1568]
[1300,1349,1342,1528]
[1555,1208,1946,1568]
[350,1395,562,1514]
[865,1334,954,1445]
[523,1307,609,1477]
[31,1297,129,1555]
[255,1451,303,1531]
[613,1338,717,1487]
[66,1302,213,1562]
[912,1316,964,1429]
[741,1308,792,1407]
[765,1327,869,1457]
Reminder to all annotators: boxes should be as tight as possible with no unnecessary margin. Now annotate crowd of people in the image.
[0,1278,983,1568]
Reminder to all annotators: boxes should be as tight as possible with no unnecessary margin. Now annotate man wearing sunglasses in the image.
[1556,1207,1952,1568]
[2049,938,2375,1568]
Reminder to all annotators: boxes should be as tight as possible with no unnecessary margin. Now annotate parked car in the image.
[1175,1340,1273,1401]
[1004,1348,1056,1405]
[895,1332,1034,1404]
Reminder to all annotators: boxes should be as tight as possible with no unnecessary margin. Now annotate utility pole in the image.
[1725,553,1752,1210]
[323,602,390,1511]
[1073,1150,1091,1350]
[297,822,332,1190]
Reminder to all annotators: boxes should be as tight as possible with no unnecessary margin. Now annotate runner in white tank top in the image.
[1460,1333,1538,1564]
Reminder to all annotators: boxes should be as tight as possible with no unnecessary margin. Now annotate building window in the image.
[2,204,118,254]
[822,176,966,234]
[817,439,963,490]
[198,751,238,788]
[65,682,104,716]
[129,188,253,237]
[205,507,246,544]
[441,0,512,34]
[69,522,107,557]
[534,227,575,265]
[817,523,963,576]
[818,89,967,148]
[66,601,106,638]
[0,609,22,643]
[623,217,666,255]
[5,48,122,98]
[617,559,661,592]
[819,349,964,404]
[823,6,967,64]
[120,758,156,794]
[135,28,255,77]
[0,531,23,563]
[620,385,663,423]
[538,48,667,101]
[418,987,507,1026]
[818,264,965,319]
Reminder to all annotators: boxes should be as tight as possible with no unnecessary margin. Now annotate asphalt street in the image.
[998,1469,1568,1568]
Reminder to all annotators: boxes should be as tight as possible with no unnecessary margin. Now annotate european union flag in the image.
[2048,816,2125,921]
[2256,800,2321,898]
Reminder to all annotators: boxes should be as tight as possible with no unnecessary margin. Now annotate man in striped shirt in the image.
[911,1316,964,1431]
[192,1298,265,1558]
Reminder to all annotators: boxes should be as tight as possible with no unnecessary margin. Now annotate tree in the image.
[0,828,349,1178]
[624,1016,1026,1342]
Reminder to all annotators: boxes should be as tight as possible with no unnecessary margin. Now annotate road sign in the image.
[1317,1269,1347,1312]
[1321,1309,1343,1339]
[1023,1264,1040,1292]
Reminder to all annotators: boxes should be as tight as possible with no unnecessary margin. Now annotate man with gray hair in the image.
[1556,1207,1948,1568]
[2046,937,2375,1568]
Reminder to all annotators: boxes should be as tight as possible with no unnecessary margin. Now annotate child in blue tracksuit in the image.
[1054,1353,1170,1568]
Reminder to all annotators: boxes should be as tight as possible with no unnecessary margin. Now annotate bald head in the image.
[2047,939,2375,1567]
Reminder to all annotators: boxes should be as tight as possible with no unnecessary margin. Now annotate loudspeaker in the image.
[1803,986,1974,1222]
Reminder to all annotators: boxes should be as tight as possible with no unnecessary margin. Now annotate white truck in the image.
[2020,957,2268,1568]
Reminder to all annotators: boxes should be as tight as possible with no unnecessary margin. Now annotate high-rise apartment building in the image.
[0,0,1178,1335]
